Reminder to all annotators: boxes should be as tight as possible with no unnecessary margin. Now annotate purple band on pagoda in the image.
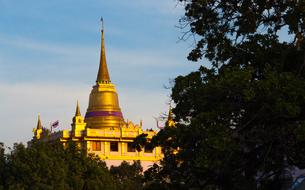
[85,111,123,118]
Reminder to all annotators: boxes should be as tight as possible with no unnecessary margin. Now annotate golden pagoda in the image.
[33,24,163,169]
[85,28,124,129]
[33,114,43,140]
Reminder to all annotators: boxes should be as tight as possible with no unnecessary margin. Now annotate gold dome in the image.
[85,29,124,129]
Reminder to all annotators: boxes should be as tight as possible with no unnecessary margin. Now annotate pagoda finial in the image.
[37,113,42,129]
[75,100,81,116]
[96,17,110,84]
[101,17,104,31]
[167,104,173,121]
[166,104,175,127]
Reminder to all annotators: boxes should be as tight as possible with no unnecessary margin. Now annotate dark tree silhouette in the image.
[138,1,305,189]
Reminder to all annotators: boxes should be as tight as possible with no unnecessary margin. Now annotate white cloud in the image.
[0,34,186,68]
[0,82,169,148]
[0,0,197,152]
[0,35,95,57]
[135,0,184,16]
[0,28,195,148]
[0,34,197,86]
[0,82,87,146]
[108,47,183,67]
[119,0,184,16]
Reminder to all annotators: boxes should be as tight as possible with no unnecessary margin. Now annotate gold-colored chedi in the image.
[85,30,124,129]
[33,27,163,169]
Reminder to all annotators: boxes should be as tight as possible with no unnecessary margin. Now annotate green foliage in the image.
[179,0,305,65]
[140,1,305,189]
[0,143,5,190]
[0,141,147,190]
[110,160,143,190]
[2,141,116,190]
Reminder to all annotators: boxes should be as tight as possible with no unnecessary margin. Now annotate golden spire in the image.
[85,18,123,129]
[75,100,81,116]
[37,113,42,129]
[96,17,110,84]
[167,105,173,121]
[166,105,175,127]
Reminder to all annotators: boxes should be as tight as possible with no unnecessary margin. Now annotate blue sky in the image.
[0,0,201,147]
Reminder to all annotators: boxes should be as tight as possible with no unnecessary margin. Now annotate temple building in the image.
[33,26,163,169]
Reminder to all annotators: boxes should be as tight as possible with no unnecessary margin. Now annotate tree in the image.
[110,161,143,190]
[178,0,305,65]
[0,143,5,190]
[140,1,305,189]
[4,141,117,190]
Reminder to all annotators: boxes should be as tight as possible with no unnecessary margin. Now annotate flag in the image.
[51,120,59,128]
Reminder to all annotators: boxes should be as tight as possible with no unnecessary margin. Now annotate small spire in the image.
[166,104,175,127]
[96,17,111,84]
[167,104,173,121]
[37,113,42,129]
[75,100,81,116]
[101,17,104,31]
